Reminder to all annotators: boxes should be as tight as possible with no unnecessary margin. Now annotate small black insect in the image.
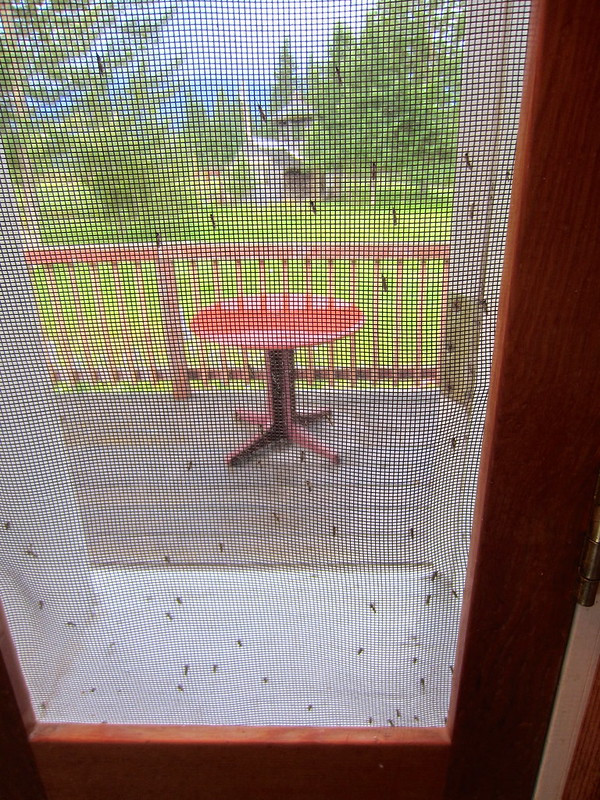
[25,546,38,559]
[370,161,377,182]
[387,719,395,727]
[431,571,438,581]
[468,203,476,219]
[392,209,398,226]
[38,600,44,610]
[381,275,389,293]
[218,542,224,552]
[210,213,216,230]
[449,665,454,674]
[451,437,457,450]
[368,717,374,725]
[305,480,312,492]
[480,298,489,313]
[421,678,426,693]
[369,602,376,613]
[165,612,173,621]
[300,450,306,462]
[262,677,269,683]
[425,594,431,605]
[156,232,162,247]
[177,684,184,692]
[258,104,268,123]
[66,621,76,628]
[452,589,459,599]
[409,528,415,539]
[186,460,193,471]
[335,65,343,86]
[396,709,401,718]
[332,525,338,536]
[310,200,317,214]
[414,715,420,722]
[96,53,105,76]
[464,151,473,170]
[237,639,243,647]
[307,704,313,711]
[273,512,281,522]
[412,657,418,665]
[164,555,171,565]
[4,521,10,530]
[184,664,189,676]
[212,664,218,673]
[357,647,364,655]
[176,596,183,605]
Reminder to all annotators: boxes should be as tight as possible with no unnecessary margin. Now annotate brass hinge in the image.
[577,473,600,606]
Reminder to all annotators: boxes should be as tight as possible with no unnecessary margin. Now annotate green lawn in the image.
[33,176,452,245]
[30,177,450,392]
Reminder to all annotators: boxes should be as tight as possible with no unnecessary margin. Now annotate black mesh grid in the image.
[0,0,530,726]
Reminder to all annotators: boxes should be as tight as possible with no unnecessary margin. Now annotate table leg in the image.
[228,348,338,465]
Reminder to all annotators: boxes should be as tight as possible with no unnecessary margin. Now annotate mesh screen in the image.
[0,0,530,727]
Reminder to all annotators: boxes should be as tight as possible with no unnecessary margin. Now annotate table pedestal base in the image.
[228,349,339,466]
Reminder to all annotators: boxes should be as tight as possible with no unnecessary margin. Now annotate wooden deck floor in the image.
[57,388,445,568]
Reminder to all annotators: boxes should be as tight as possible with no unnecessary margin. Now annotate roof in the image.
[246,137,302,160]
[272,95,314,125]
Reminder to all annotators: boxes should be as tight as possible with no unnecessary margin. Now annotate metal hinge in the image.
[577,473,600,606]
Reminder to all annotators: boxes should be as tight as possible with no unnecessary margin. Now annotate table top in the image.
[190,293,364,350]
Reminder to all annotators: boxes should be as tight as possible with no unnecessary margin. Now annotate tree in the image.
[41,53,184,216]
[304,20,359,172]
[179,89,248,201]
[266,37,297,122]
[181,89,245,173]
[0,1,175,234]
[304,1,464,186]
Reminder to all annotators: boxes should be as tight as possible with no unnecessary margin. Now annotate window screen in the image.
[0,0,530,727]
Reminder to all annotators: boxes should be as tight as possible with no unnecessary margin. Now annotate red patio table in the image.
[190,293,364,465]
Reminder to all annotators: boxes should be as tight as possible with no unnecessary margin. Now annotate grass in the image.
[29,175,451,393]
[33,176,453,245]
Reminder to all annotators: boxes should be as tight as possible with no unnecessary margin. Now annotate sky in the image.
[156,0,375,102]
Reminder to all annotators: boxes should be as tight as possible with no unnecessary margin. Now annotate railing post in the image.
[155,241,191,400]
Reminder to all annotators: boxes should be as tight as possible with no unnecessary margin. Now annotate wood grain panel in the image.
[32,723,449,800]
[445,0,600,797]
[0,603,47,799]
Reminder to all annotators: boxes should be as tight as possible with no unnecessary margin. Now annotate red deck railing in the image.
[25,242,450,399]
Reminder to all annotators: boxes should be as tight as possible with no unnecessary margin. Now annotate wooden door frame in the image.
[1,0,600,797]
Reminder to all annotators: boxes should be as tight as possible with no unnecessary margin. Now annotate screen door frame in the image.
[1,0,599,797]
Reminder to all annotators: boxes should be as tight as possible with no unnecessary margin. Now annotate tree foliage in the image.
[305,0,464,180]
[268,37,298,117]
[179,90,246,176]
[36,55,184,214]
[0,0,176,208]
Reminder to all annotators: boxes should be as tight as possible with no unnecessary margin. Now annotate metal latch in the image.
[577,474,600,606]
